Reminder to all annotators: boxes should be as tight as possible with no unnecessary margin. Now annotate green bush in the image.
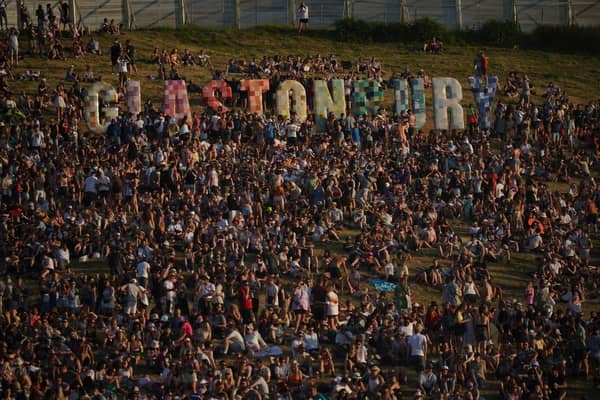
[408,18,448,43]
[334,18,374,42]
[529,25,600,54]
[333,18,600,54]
[475,20,523,48]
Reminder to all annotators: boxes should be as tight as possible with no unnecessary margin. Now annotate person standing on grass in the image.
[110,39,121,74]
[298,2,309,33]
[60,0,70,31]
[117,54,129,90]
[126,40,137,75]
[8,28,19,65]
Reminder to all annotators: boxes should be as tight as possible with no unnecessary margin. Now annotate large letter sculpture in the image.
[126,80,141,117]
[467,75,498,130]
[314,79,346,131]
[432,77,464,130]
[410,78,426,129]
[162,80,192,121]
[393,79,409,116]
[276,80,307,122]
[352,79,384,117]
[84,82,119,133]
[240,79,270,115]
[202,80,232,113]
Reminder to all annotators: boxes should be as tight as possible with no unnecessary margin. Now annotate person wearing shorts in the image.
[292,281,310,332]
[298,2,309,33]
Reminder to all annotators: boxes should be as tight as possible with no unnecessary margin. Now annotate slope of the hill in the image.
[7,25,600,400]
[8,25,600,116]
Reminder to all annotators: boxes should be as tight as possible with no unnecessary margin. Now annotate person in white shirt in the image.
[136,258,150,287]
[8,28,18,65]
[298,2,309,32]
[83,171,99,206]
[224,325,245,354]
[31,128,44,150]
[117,56,128,90]
[244,324,267,354]
[303,327,319,353]
[291,331,306,359]
[326,285,339,330]
[196,275,216,316]
[407,324,428,372]
[265,275,280,307]
[97,170,111,202]
[120,278,144,316]
[335,325,353,349]
[286,121,299,146]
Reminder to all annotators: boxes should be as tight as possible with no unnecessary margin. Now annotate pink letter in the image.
[126,80,141,117]
[162,80,191,121]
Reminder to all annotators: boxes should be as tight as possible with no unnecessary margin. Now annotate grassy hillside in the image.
[10,25,600,399]
[9,25,600,118]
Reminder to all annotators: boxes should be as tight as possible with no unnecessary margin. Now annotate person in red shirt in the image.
[238,281,254,324]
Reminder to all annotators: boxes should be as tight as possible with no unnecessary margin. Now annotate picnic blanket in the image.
[368,278,397,292]
[254,346,283,358]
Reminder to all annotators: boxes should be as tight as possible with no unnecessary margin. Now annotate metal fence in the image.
[4,0,600,32]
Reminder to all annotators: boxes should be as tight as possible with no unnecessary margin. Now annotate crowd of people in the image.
[0,7,599,400]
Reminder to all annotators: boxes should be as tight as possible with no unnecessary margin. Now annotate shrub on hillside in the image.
[334,18,600,54]
[529,25,600,54]
[474,20,523,48]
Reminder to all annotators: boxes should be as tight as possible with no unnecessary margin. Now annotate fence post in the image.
[455,0,463,29]
[235,0,241,28]
[69,0,78,27]
[560,0,573,27]
[16,0,21,29]
[346,0,353,19]
[122,0,132,30]
[289,0,295,26]
[568,0,573,27]
[512,0,518,24]
[400,0,408,23]
[174,0,185,26]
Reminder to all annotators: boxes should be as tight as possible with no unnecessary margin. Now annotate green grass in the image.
[11,25,600,399]
[9,25,600,119]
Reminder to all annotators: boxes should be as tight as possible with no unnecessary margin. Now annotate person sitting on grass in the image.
[424,36,444,53]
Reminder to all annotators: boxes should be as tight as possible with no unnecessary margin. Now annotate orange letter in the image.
[240,79,269,115]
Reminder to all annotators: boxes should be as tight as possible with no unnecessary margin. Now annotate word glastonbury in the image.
[84,75,498,133]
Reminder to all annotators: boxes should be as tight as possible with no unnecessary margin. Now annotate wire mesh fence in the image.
[3,0,599,31]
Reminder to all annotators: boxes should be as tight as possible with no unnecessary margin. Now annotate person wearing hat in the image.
[120,278,144,316]
[417,362,438,396]
[366,365,385,398]
[244,323,267,355]
[196,274,216,316]
[350,371,366,393]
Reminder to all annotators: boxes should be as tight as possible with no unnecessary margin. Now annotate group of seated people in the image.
[99,18,122,35]
[64,64,96,83]
[505,71,538,98]
[224,54,382,77]
[424,36,444,53]
[149,47,211,68]
[391,67,432,88]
